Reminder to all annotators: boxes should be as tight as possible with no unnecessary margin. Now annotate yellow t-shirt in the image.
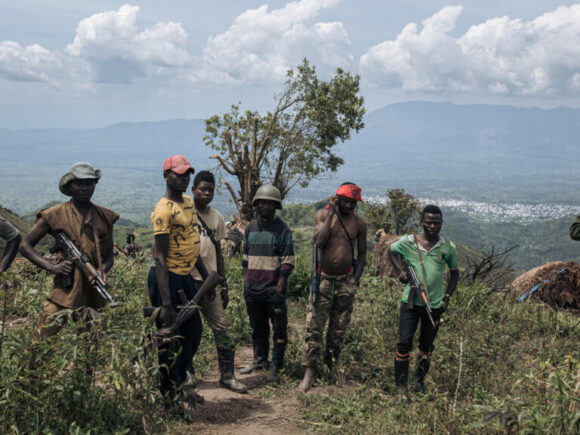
[151,195,200,275]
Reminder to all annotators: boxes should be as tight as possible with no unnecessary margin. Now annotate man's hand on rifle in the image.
[94,268,107,284]
[160,304,176,328]
[50,260,73,276]
[398,270,410,284]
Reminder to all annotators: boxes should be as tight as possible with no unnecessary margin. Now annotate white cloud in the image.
[192,0,351,84]
[0,4,191,87]
[66,5,191,83]
[0,41,85,86]
[360,4,580,98]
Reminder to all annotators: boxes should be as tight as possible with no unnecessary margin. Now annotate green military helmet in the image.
[252,185,283,210]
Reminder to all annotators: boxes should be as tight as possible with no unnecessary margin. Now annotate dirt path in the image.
[178,347,305,434]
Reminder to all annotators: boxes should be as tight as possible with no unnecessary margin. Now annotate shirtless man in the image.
[298,182,367,392]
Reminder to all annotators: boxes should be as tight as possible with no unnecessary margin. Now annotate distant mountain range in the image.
[2,101,580,268]
[330,101,580,202]
[1,101,579,220]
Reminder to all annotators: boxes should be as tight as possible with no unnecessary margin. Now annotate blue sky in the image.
[1,0,579,128]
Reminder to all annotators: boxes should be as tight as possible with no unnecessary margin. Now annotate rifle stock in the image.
[145,271,223,336]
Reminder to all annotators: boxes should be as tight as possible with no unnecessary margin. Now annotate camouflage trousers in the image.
[301,272,357,369]
[195,280,233,354]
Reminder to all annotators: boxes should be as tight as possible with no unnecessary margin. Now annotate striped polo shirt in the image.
[242,216,295,295]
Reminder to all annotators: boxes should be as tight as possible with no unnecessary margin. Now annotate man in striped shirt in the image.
[239,185,295,383]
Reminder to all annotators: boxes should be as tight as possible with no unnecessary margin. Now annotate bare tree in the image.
[204,59,365,221]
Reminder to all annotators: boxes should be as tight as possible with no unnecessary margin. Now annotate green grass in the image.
[0,248,578,433]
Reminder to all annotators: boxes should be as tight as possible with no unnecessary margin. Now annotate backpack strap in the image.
[197,213,218,247]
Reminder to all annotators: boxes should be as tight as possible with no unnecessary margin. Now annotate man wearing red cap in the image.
[298,182,367,392]
[149,155,210,411]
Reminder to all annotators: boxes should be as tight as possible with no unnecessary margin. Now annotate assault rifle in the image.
[144,271,223,336]
[54,231,113,303]
[406,265,437,328]
[310,243,320,317]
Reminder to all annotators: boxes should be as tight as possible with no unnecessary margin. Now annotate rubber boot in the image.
[267,340,286,383]
[218,349,248,393]
[394,358,409,393]
[324,347,340,381]
[239,339,269,374]
[183,365,197,388]
[413,356,430,394]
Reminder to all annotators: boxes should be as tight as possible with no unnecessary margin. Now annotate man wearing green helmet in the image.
[239,185,295,383]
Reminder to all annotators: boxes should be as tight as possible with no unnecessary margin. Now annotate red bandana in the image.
[336,184,362,201]
[324,184,363,214]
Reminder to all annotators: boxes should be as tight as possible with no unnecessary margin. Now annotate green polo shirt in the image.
[391,234,458,309]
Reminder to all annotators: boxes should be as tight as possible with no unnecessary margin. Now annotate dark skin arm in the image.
[154,233,175,327]
[313,199,338,248]
[20,218,74,276]
[388,248,409,283]
[194,255,209,280]
[0,234,21,273]
[353,217,367,285]
[216,241,229,308]
[100,228,115,281]
[276,274,288,297]
[443,269,459,310]
[194,255,218,301]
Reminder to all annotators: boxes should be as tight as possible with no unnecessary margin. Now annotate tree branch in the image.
[224,181,242,216]
[211,155,237,175]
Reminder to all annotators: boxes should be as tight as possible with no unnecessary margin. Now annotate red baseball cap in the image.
[163,155,195,175]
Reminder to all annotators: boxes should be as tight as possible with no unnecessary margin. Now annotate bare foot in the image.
[298,368,315,392]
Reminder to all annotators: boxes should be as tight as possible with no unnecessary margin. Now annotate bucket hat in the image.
[59,162,101,196]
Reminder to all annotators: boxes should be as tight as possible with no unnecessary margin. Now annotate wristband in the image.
[444,294,451,301]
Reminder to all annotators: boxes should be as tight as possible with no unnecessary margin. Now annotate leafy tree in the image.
[367,188,422,235]
[204,59,365,221]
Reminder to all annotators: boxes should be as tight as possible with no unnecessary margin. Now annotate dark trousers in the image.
[148,266,203,398]
[244,288,288,368]
[394,303,444,386]
[397,302,444,355]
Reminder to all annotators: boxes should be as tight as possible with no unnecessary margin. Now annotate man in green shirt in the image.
[388,205,459,394]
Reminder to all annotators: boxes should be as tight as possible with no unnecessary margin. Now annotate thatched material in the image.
[374,234,402,278]
[509,260,580,310]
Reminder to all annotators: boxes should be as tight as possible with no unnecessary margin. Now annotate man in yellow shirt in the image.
[149,155,208,408]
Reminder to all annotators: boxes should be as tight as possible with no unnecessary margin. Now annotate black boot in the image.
[394,358,409,393]
[218,349,248,393]
[267,340,286,383]
[239,339,269,374]
[413,356,430,394]
[324,347,340,381]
